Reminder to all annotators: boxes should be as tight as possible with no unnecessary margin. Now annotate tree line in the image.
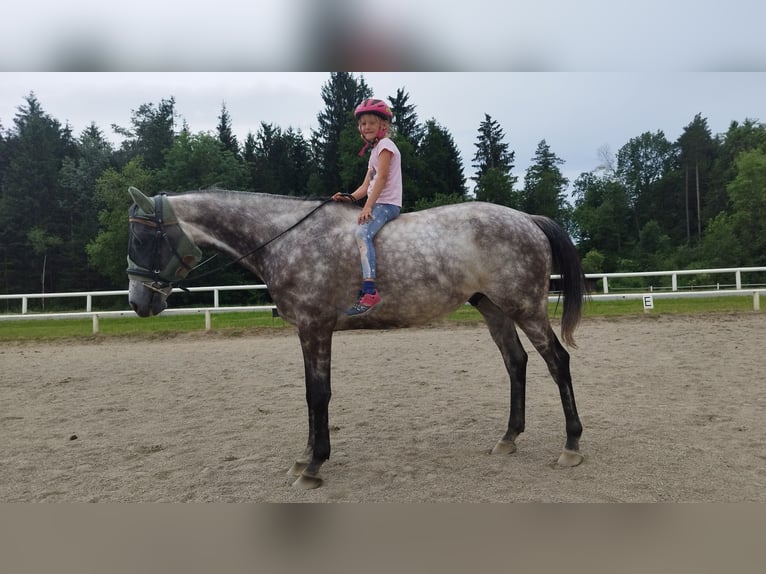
[1,72,765,299]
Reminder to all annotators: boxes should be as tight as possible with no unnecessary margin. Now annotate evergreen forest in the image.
[1,72,765,298]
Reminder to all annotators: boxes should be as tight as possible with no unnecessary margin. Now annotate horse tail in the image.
[531,215,586,347]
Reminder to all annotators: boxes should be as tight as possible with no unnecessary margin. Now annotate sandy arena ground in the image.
[1,313,764,502]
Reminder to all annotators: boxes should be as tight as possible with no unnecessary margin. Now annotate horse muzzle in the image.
[129,279,170,317]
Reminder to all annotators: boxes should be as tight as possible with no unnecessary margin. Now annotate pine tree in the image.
[522,140,570,225]
[313,73,371,193]
[415,119,467,210]
[284,127,313,196]
[242,131,258,191]
[389,88,422,146]
[471,114,517,206]
[113,97,176,170]
[677,113,717,242]
[217,102,239,157]
[246,123,314,196]
[0,93,74,293]
[57,123,115,290]
[385,88,424,209]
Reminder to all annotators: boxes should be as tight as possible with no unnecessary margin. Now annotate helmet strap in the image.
[357,127,388,156]
[358,141,372,157]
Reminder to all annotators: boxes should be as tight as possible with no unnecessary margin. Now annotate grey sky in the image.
[2,72,765,191]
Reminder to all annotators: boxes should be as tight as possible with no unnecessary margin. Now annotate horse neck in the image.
[168,191,325,271]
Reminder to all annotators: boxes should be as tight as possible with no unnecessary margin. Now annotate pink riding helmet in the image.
[354,98,393,155]
[354,98,393,121]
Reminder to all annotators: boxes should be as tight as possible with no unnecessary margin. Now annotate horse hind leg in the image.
[471,295,528,456]
[517,317,584,467]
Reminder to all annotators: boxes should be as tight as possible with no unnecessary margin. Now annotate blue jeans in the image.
[354,203,400,279]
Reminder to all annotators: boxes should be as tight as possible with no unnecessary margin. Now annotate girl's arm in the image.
[359,149,392,221]
[352,167,375,200]
[332,167,373,202]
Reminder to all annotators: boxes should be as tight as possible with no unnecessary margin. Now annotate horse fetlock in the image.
[565,434,581,453]
[287,461,309,477]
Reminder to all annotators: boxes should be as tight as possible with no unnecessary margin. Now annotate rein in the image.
[133,195,340,291]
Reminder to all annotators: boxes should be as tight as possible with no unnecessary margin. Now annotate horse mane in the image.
[163,187,330,204]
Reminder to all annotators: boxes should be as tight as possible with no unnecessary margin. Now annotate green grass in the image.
[0,295,760,341]
[0,311,286,341]
[451,295,759,322]
[579,295,759,317]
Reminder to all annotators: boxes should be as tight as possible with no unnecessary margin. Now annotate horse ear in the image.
[129,186,155,214]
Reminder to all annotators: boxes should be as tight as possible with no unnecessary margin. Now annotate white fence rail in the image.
[576,266,766,294]
[0,284,270,316]
[1,268,765,332]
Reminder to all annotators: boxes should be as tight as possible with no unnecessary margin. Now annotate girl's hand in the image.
[332,192,354,202]
[358,206,372,224]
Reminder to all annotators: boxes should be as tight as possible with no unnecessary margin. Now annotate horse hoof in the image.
[491,439,517,455]
[292,471,323,490]
[557,449,584,467]
[288,461,308,477]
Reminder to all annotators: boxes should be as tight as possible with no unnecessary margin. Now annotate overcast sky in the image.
[2,72,764,190]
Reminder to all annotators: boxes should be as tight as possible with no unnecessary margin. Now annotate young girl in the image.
[332,98,402,316]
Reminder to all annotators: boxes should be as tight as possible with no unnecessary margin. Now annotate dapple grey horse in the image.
[126,187,587,489]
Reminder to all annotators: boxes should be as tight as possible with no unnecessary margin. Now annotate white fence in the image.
[1,267,765,333]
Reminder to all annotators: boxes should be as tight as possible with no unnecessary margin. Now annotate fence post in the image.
[602,276,609,294]
[736,270,742,290]
[22,296,28,314]
[754,292,761,311]
[214,289,219,308]
[92,314,100,334]
[672,273,678,292]
[205,310,212,331]
[86,294,92,312]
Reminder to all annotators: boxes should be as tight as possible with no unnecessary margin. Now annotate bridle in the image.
[126,194,202,293]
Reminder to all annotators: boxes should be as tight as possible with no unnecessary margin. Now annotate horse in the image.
[126,186,587,489]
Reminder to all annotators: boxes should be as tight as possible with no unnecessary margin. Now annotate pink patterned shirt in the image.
[367,137,402,207]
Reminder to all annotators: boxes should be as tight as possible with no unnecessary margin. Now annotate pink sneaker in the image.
[346,290,381,316]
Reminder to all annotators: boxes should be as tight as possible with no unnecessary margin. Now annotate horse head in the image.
[126,187,202,317]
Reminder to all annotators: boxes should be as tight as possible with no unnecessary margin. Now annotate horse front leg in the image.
[289,326,333,489]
